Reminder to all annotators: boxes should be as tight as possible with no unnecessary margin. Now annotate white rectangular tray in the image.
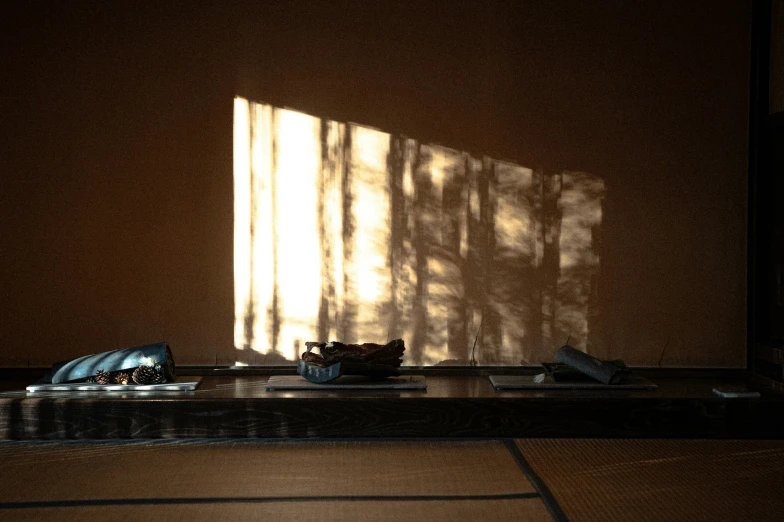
[27,377,201,392]
[266,375,426,390]
[490,374,657,390]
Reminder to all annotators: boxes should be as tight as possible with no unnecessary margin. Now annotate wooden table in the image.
[1,370,781,439]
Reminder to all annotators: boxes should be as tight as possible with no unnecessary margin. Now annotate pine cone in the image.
[94,369,111,384]
[132,365,153,384]
[85,377,96,383]
[149,364,166,384]
[112,371,131,385]
[133,364,167,385]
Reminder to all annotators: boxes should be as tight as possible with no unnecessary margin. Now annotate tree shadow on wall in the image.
[233,99,604,366]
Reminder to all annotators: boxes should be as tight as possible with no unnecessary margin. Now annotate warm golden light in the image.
[233,97,252,364]
[234,97,605,365]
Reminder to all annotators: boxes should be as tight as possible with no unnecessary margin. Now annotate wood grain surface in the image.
[0,375,781,439]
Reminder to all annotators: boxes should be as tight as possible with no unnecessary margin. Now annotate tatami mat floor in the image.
[0,439,781,521]
[516,438,784,522]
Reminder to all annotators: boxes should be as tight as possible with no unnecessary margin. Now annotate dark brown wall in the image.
[0,1,750,366]
[772,0,784,113]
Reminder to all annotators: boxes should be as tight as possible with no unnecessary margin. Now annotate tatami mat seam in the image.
[0,493,541,510]
[506,439,569,522]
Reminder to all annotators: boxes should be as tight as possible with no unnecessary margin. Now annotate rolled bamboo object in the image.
[48,341,175,384]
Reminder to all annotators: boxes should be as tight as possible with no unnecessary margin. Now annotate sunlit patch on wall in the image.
[234,96,605,365]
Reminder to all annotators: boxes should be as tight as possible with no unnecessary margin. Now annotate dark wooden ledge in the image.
[0,370,782,440]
